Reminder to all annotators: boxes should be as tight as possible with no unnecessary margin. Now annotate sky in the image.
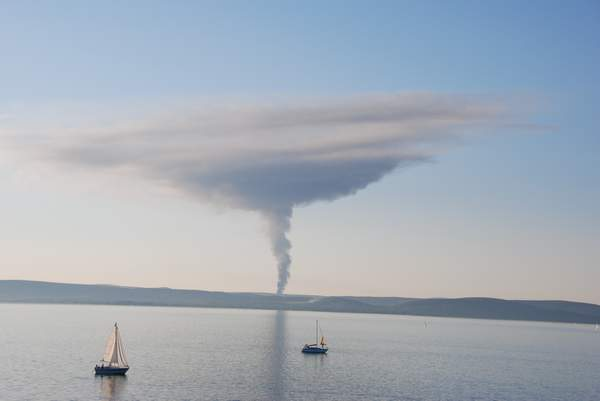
[1,0,599,302]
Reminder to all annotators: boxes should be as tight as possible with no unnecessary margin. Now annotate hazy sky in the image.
[1,1,599,302]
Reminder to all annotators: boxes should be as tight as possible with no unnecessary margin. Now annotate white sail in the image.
[102,323,129,367]
[103,330,116,363]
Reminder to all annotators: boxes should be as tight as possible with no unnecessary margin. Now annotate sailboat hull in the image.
[95,366,129,376]
[301,346,328,354]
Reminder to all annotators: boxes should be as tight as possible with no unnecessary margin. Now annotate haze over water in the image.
[1,303,599,401]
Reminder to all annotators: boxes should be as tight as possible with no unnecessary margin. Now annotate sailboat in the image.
[94,323,130,375]
[302,320,328,354]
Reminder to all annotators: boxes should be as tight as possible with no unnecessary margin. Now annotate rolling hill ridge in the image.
[1,280,599,324]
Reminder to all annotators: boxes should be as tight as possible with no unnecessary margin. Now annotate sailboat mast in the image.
[316,320,318,345]
[113,323,118,366]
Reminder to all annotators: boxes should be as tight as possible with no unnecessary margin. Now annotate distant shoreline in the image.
[2,300,599,328]
[1,280,599,325]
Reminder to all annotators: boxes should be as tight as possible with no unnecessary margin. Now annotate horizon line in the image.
[2,278,598,307]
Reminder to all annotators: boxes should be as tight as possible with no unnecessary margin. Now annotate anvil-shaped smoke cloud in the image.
[14,93,505,294]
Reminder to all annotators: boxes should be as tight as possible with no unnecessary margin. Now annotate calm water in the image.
[1,304,599,401]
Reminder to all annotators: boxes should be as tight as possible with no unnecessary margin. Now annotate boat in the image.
[94,323,130,375]
[302,320,328,354]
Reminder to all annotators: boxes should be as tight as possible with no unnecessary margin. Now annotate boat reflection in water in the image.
[98,375,127,401]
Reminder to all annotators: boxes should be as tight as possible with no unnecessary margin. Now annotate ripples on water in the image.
[1,303,599,401]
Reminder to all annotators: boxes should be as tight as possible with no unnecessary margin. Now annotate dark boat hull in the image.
[95,366,129,376]
[302,346,328,354]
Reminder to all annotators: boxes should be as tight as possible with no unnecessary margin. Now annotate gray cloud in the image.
[7,93,507,293]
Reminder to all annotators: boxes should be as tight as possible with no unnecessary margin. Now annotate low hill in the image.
[1,280,599,324]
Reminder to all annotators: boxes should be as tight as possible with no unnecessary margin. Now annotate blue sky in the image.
[1,1,598,301]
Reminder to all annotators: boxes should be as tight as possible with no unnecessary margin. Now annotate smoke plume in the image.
[2,93,506,294]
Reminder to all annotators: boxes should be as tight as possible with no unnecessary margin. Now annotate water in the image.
[1,303,599,401]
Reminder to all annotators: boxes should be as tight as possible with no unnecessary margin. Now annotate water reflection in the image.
[304,350,328,366]
[267,310,287,401]
[97,375,127,401]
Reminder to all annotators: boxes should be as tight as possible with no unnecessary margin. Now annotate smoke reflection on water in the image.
[267,310,287,400]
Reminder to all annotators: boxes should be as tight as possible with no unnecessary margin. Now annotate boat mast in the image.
[113,323,118,366]
[316,320,318,346]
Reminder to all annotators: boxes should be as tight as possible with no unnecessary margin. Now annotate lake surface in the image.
[1,303,599,401]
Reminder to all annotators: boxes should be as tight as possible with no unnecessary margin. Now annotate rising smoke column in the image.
[3,93,506,294]
[265,208,293,294]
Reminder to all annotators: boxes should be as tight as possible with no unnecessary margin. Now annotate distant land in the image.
[1,280,600,324]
